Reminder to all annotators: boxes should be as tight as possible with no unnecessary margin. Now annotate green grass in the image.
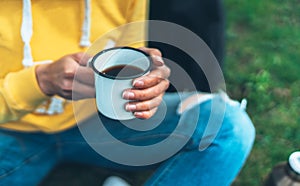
[224,0,300,185]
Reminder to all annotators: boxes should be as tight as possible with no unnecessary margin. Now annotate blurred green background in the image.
[224,0,300,185]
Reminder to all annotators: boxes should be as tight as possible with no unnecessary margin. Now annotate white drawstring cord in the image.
[80,0,91,47]
[47,97,64,115]
[21,0,92,63]
[21,0,34,67]
[21,0,64,115]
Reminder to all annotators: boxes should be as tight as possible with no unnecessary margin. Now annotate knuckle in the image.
[138,102,151,110]
[143,76,152,85]
[64,69,76,77]
[149,108,157,117]
[143,102,150,110]
[156,77,163,84]
[165,67,171,77]
[151,48,162,56]
[153,87,161,96]
[143,112,151,119]
[145,90,152,98]
[164,80,170,89]
[147,76,159,85]
[135,90,147,100]
[156,96,163,104]
[61,80,72,91]
[74,52,83,60]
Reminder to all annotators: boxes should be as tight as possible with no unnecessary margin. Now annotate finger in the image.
[59,77,95,100]
[61,89,94,100]
[72,81,96,100]
[133,67,170,89]
[139,47,162,57]
[59,77,74,92]
[150,65,171,79]
[133,75,163,89]
[74,66,94,86]
[63,61,80,78]
[125,94,163,112]
[71,52,92,66]
[133,107,158,119]
[60,72,94,95]
[123,79,169,101]
[72,88,95,100]
[57,78,74,99]
[138,47,164,66]
[60,90,72,100]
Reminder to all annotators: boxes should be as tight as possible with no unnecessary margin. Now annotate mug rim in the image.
[91,46,152,80]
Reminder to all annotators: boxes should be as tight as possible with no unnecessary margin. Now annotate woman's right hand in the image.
[35,53,95,100]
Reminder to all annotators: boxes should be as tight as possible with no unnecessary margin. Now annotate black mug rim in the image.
[91,46,152,80]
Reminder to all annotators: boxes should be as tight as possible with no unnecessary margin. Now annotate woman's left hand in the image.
[122,47,170,119]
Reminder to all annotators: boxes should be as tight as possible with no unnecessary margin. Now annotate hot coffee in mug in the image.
[91,47,152,120]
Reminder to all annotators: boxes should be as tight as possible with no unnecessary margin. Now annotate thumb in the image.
[71,52,92,66]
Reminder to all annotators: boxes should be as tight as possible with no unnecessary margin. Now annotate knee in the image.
[219,104,256,155]
[181,95,255,154]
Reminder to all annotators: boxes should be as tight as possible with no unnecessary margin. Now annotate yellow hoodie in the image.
[0,0,147,133]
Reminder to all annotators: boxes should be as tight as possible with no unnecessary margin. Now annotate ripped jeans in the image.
[0,92,255,186]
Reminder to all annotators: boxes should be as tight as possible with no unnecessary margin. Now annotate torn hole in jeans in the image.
[176,93,213,115]
[176,91,247,115]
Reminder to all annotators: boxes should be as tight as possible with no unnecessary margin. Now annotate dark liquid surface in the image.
[102,65,144,78]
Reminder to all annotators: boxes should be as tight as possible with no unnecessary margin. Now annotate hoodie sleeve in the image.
[116,0,148,48]
[0,65,49,123]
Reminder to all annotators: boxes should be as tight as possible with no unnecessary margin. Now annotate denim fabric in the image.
[0,92,255,186]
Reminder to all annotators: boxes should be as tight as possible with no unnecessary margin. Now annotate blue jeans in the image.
[0,92,255,186]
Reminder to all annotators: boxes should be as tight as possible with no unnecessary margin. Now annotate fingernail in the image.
[122,91,135,99]
[133,80,144,87]
[125,104,136,111]
[153,55,164,65]
[134,112,143,117]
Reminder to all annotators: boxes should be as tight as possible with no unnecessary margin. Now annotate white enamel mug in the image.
[91,47,152,120]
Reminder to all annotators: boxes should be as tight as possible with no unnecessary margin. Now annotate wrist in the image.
[35,64,54,96]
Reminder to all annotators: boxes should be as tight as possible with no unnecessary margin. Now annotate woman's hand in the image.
[35,53,95,100]
[122,47,170,119]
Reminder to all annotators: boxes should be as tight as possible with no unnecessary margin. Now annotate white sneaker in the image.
[102,176,131,186]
